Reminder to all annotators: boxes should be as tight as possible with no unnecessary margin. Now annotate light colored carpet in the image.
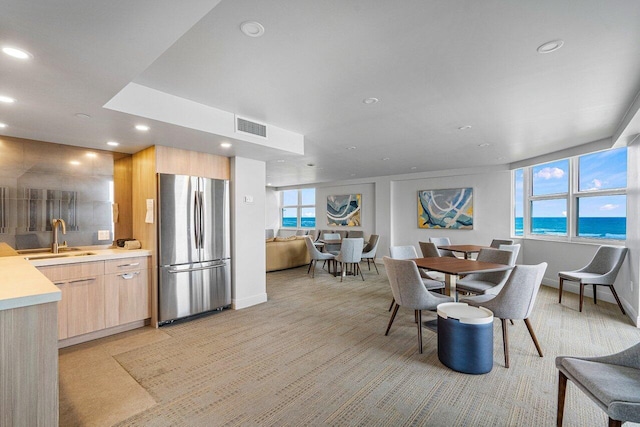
[60,263,640,426]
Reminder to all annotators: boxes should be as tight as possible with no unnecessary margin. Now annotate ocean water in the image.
[282,217,316,228]
[515,217,625,240]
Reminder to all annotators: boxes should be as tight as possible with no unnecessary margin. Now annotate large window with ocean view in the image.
[513,147,627,241]
[281,188,316,228]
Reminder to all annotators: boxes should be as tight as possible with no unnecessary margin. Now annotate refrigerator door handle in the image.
[168,264,226,274]
[199,190,205,249]
[193,190,200,249]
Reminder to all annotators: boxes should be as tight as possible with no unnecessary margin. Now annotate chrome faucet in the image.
[51,218,67,254]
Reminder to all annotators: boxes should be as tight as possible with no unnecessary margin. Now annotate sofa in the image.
[266,236,311,272]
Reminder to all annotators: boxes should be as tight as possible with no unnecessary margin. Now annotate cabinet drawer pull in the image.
[54,282,65,286]
[119,272,140,279]
[69,277,96,284]
[117,262,140,268]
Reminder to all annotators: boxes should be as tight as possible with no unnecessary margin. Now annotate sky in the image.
[515,147,627,218]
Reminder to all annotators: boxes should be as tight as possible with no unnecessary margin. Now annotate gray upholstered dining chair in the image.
[418,241,445,282]
[388,245,445,311]
[460,262,548,368]
[490,238,514,248]
[361,234,379,274]
[556,342,640,427]
[428,237,457,257]
[334,237,364,282]
[322,232,342,255]
[558,246,628,314]
[455,247,517,296]
[383,257,454,354]
[347,230,364,239]
[304,236,335,278]
[335,230,348,240]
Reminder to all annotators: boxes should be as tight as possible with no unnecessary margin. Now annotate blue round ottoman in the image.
[437,302,494,374]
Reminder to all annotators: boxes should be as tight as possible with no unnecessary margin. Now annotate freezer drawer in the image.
[159,262,230,323]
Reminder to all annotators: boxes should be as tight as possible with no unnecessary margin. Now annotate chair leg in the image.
[359,262,365,281]
[579,283,584,312]
[524,318,543,357]
[385,304,399,336]
[340,262,345,282]
[389,298,395,312]
[558,278,564,303]
[416,310,423,354]
[608,285,626,315]
[372,258,379,274]
[307,260,314,275]
[557,371,567,427]
[501,318,510,368]
[311,260,316,278]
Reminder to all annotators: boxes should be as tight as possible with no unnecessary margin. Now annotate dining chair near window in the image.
[418,241,445,282]
[347,230,364,239]
[455,247,517,296]
[383,257,454,354]
[490,239,514,248]
[334,238,365,282]
[323,233,342,255]
[460,262,547,368]
[361,234,379,274]
[428,237,457,257]
[558,246,628,314]
[304,236,335,278]
[388,245,445,311]
[556,341,640,427]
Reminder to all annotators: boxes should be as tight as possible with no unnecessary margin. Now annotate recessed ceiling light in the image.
[410,166,417,170]
[276,159,285,163]
[240,21,265,37]
[0,123,6,128]
[266,183,272,186]
[350,173,356,177]
[220,142,232,148]
[0,95,15,103]
[346,146,357,150]
[537,39,564,54]
[363,97,379,105]
[69,161,81,166]
[458,125,472,130]
[2,46,32,59]
[382,157,390,161]
[107,141,119,147]
[478,143,490,147]
[135,124,150,131]
[86,153,97,158]
[74,113,91,119]
[496,156,505,161]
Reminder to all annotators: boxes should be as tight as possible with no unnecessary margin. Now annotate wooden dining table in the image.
[413,257,512,296]
[437,244,489,259]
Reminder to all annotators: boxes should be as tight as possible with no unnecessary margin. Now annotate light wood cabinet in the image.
[104,257,150,326]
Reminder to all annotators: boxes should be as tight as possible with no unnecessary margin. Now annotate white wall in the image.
[265,187,279,232]
[231,157,267,309]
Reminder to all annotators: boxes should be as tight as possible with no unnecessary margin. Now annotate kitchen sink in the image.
[23,251,96,260]
[17,247,83,254]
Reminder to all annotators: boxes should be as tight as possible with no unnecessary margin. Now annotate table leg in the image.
[444,274,457,297]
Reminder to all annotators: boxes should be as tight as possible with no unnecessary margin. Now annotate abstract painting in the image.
[418,188,473,229]
[327,194,361,226]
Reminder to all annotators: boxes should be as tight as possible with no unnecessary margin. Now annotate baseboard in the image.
[233,292,268,310]
[58,319,148,348]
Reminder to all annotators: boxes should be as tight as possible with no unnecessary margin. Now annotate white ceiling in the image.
[2,0,640,187]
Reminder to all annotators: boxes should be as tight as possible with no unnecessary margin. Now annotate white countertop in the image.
[0,247,152,311]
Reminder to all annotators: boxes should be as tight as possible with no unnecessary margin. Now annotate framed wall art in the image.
[327,194,361,226]
[418,188,473,229]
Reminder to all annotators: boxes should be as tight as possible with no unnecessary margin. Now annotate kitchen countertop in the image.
[0,246,152,311]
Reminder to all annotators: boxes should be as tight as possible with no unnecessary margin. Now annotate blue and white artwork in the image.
[418,188,473,229]
[327,194,361,226]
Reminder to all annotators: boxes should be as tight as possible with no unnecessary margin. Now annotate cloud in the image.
[584,178,603,191]
[600,204,619,211]
[535,167,565,179]
[562,211,567,217]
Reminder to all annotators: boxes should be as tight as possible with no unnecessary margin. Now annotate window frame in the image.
[280,188,316,229]
[513,148,627,243]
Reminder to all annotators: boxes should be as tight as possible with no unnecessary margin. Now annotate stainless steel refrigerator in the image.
[157,173,231,324]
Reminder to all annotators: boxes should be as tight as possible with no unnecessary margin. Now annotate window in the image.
[513,147,627,241]
[281,188,316,228]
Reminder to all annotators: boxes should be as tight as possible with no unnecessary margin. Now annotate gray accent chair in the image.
[428,237,457,257]
[418,241,446,282]
[322,233,342,255]
[335,230,348,240]
[383,257,454,354]
[304,236,335,278]
[334,238,364,282]
[455,247,517,296]
[556,342,640,427]
[460,262,548,367]
[388,245,445,311]
[347,230,364,239]
[558,246,629,314]
[490,238,514,248]
[361,234,379,274]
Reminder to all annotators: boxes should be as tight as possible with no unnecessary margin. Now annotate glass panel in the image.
[301,207,316,228]
[281,207,298,228]
[282,190,298,206]
[578,148,627,192]
[514,169,523,236]
[301,188,315,205]
[577,195,626,240]
[530,199,567,236]
[532,159,568,196]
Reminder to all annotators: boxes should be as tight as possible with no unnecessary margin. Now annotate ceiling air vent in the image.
[236,116,267,139]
